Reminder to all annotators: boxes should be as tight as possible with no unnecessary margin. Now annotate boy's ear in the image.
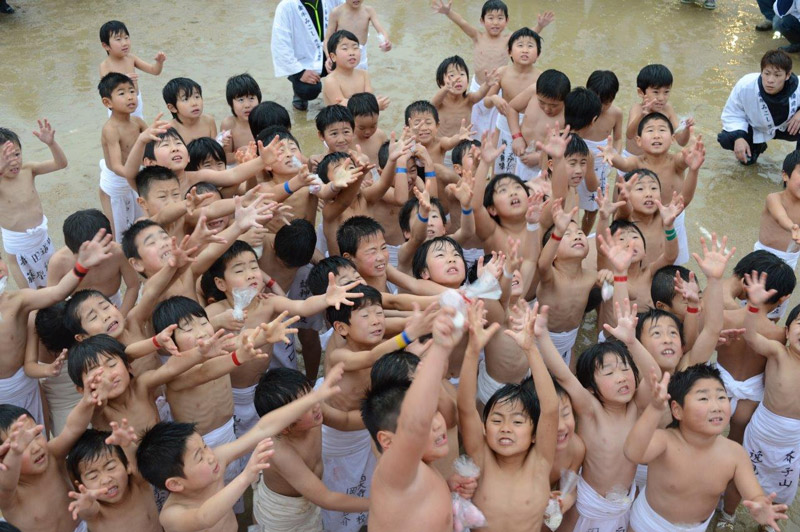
[128,257,145,274]
[420,268,431,281]
[74,333,89,343]
[636,87,645,99]
[166,103,178,115]
[213,276,227,293]
[654,301,669,311]
[317,131,326,143]
[376,429,393,452]
[486,205,498,218]
[136,197,149,213]
[452,163,463,175]
[164,477,185,493]
[101,96,113,110]
[635,136,643,148]
[333,321,349,338]
[342,252,353,261]
[669,399,683,424]
[143,157,157,167]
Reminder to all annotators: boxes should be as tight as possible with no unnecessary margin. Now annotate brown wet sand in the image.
[1,0,800,530]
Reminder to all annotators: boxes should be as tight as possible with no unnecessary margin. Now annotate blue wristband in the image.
[401,330,412,345]
[461,207,473,215]
[396,167,407,174]
[424,171,436,178]
[283,181,293,194]
[417,212,429,223]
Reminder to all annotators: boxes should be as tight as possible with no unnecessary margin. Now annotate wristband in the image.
[747,305,760,314]
[511,132,524,140]
[396,167,408,174]
[686,307,700,314]
[283,181,293,195]
[73,261,89,278]
[550,233,562,242]
[417,212,429,223]
[613,275,628,283]
[231,351,242,366]
[401,330,413,345]
[424,171,436,179]
[152,336,161,349]
[461,207,473,215]
[395,333,408,349]
[527,222,540,232]
[503,267,514,280]
[665,228,677,241]
[266,278,275,289]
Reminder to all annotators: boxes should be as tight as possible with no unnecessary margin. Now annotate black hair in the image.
[733,250,796,304]
[508,27,542,56]
[452,139,481,167]
[186,137,226,171]
[318,151,354,184]
[135,165,179,199]
[651,265,692,309]
[481,0,509,19]
[761,49,793,73]
[636,64,673,92]
[370,351,420,388]
[257,125,300,151]
[225,73,262,116]
[254,368,312,417]
[121,219,162,260]
[327,30,360,71]
[203,240,259,297]
[483,172,529,224]
[0,128,20,148]
[575,341,640,403]
[361,380,409,451]
[565,87,602,131]
[152,296,209,339]
[336,216,385,257]
[199,265,227,305]
[162,78,203,121]
[637,112,674,136]
[99,20,129,46]
[347,92,380,118]
[782,150,800,188]
[66,429,129,484]
[316,105,355,134]
[67,334,129,387]
[35,302,74,353]
[64,289,114,338]
[326,284,383,328]
[436,56,470,96]
[136,421,197,491]
[667,363,726,428]
[608,219,647,253]
[63,209,112,254]
[0,405,33,443]
[467,254,493,284]
[564,134,589,158]
[143,127,185,161]
[623,167,660,189]
[0,523,22,532]
[483,375,540,429]
[586,70,620,104]
[635,307,685,346]
[275,219,317,268]
[398,197,446,234]
[405,100,439,126]
[536,69,570,101]
[97,72,135,100]
[187,181,221,198]
[249,101,291,139]
[787,303,800,328]
[378,140,391,169]
[307,256,358,296]
[411,236,466,282]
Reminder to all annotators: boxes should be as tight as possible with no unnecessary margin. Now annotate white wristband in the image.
[502,267,514,280]
[526,222,540,232]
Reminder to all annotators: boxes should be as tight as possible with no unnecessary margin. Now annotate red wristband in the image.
[511,132,524,140]
[550,233,562,241]
[747,305,760,314]
[686,307,699,314]
[152,336,161,349]
[231,351,241,366]
[266,278,275,289]
[613,275,627,283]
[74,262,89,275]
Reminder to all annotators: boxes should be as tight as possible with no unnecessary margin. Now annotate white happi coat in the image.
[721,72,800,143]
[271,0,344,78]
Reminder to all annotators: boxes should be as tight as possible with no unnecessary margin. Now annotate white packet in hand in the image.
[452,455,486,532]
[215,129,231,146]
[439,272,502,329]
[543,497,562,530]
[232,286,258,321]
[601,280,614,302]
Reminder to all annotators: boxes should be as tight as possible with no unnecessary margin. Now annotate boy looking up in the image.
[323,30,389,108]
[162,78,217,145]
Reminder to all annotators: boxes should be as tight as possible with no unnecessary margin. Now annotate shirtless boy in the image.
[162,78,217,145]
[325,0,392,71]
[323,30,388,109]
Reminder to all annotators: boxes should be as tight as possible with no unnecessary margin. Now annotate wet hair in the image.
[0,522,22,532]
[186,137,226,171]
[97,72,135,100]
[99,20,129,46]
[398,196,446,234]
[275,219,317,267]
[377,140,391,169]
[370,351,420,387]
[63,209,111,254]
[565,134,589,158]
[225,73,262,115]
[347,92,380,119]
[575,341,640,403]
[452,139,481,166]
[508,27,542,56]
[326,284,383,328]
[135,165,179,199]
[186,181,221,198]
[307,256,358,296]
[121,219,162,260]
[203,240,259,295]
[586,70,620,104]
[66,429,129,484]
[412,236,467,282]
[136,421,197,491]
[636,64,673,91]
[0,405,34,443]
[623,167,660,188]
[67,334,129,387]
[667,363,726,428]
[565,87,602,131]
[35,302,74,352]
[536,69,570,101]
[608,219,647,251]
[732,250,796,304]
[327,30,360,71]
[143,127,185,161]
[483,172,530,224]
[637,112,674,136]
[788,303,800,328]
[761,49,792,73]
[318,151,354,184]
[0,128,20,149]
[336,216,385,257]
[404,100,439,126]
[635,308,685,346]
[162,77,203,121]
[782,150,800,187]
[249,101,291,138]
[483,375,540,429]
[316,105,355,134]
[257,125,300,151]
[481,0,509,19]
[361,380,409,451]
[254,368,312,417]
[651,265,692,309]
[152,296,209,339]
[436,56,470,96]
[63,289,114,338]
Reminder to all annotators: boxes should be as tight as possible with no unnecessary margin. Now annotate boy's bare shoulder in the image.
[220,115,236,130]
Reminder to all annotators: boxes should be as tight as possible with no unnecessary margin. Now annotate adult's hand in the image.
[733,137,751,163]
[300,69,321,84]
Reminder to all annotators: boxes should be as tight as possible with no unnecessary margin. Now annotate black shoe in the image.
[779,43,800,53]
[0,1,14,14]
[756,19,773,31]
[292,94,308,111]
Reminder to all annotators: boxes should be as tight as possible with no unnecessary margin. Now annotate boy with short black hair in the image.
[249,101,292,139]
[347,92,388,164]
[336,216,391,291]
[326,0,392,71]
[405,100,473,166]
[220,73,262,163]
[323,30,389,109]
[432,55,498,139]
[316,104,357,157]
[162,77,216,144]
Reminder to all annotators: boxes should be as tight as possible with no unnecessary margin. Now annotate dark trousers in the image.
[718,125,800,163]
[775,12,800,44]
[287,63,328,102]
[758,0,775,20]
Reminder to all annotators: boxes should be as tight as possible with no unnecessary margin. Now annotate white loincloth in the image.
[386,243,400,268]
[315,222,329,257]
[476,358,503,405]
[321,424,374,532]
[74,521,88,532]
[39,368,81,436]
[516,157,539,182]
[673,211,689,266]
[494,113,521,175]
[0,367,44,426]
[634,464,648,494]
[578,137,612,211]
[548,327,579,366]
[155,394,173,422]
[253,478,323,532]
[469,75,499,140]
[743,403,800,505]
[233,384,259,437]
[753,240,800,319]
[1,216,54,289]
[630,487,714,532]
[99,159,143,243]
[107,91,144,119]
[356,44,368,71]
[202,417,247,514]
[574,474,635,532]
[108,289,123,308]
[714,362,763,415]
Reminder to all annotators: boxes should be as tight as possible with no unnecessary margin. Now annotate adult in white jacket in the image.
[271,0,344,111]
[774,0,800,52]
[718,49,800,165]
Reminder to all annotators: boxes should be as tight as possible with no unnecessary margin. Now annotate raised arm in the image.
[537,199,577,283]
[132,52,166,76]
[623,369,670,464]
[471,131,504,240]
[742,271,787,359]
[0,417,42,508]
[29,119,68,176]
[432,0,480,41]
[679,134,705,206]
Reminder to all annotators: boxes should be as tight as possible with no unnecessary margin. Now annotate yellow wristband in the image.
[395,334,408,349]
